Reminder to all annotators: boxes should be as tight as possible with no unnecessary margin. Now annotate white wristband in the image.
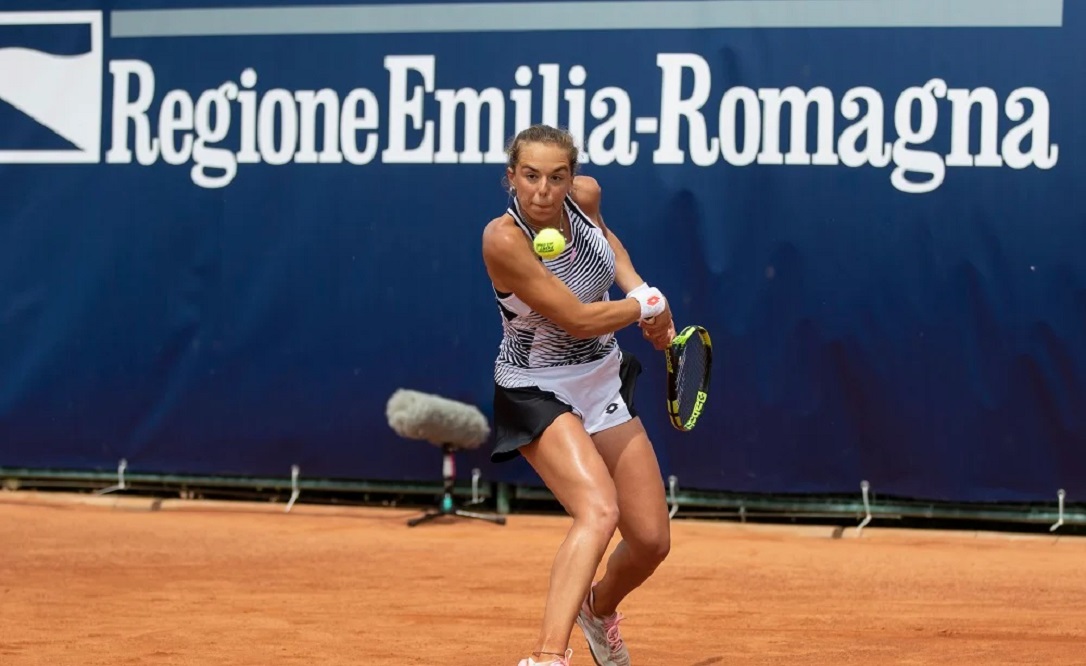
[627,285,666,320]
[626,282,651,298]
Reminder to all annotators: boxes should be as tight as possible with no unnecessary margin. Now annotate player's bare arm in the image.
[482,216,642,338]
[572,176,675,348]
[572,176,645,294]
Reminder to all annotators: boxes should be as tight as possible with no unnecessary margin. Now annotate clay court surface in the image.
[2,491,1085,665]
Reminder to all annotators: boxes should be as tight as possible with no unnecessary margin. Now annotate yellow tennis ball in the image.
[533,228,566,259]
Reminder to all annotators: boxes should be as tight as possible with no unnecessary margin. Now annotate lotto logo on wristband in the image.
[648,295,660,306]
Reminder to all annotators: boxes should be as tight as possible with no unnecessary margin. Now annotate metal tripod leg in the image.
[406,506,506,527]
[406,443,506,527]
[406,510,445,527]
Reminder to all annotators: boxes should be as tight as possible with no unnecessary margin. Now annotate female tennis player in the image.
[481,124,676,666]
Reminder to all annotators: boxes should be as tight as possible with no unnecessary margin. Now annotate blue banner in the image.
[1,0,1082,502]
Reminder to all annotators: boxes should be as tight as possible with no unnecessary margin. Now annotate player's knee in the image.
[650,531,671,565]
[632,525,671,567]
[575,497,620,540]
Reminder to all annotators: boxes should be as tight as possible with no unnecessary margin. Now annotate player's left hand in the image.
[640,304,675,351]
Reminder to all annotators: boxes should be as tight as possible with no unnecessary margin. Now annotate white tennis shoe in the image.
[575,585,631,666]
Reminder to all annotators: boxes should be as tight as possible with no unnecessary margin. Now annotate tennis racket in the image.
[664,325,713,432]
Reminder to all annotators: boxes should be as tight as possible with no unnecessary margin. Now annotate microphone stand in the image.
[407,443,506,527]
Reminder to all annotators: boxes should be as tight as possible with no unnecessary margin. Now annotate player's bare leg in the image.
[520,413,620,662]
[575,417,670,665]
[591,417,671,614]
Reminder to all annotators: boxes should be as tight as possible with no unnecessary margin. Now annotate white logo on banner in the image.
[102,55,1062,194]
[0,11,103,164]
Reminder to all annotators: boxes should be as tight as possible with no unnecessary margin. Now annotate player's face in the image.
[508,142,573,224]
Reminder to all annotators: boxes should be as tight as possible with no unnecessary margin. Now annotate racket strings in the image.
[675,338,707,423]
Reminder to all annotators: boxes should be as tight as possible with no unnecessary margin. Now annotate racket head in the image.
[665,325,713,432]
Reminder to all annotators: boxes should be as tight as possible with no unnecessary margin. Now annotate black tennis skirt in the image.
[490,350,642,463]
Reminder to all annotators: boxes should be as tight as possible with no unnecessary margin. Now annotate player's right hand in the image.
[641,316,675,351]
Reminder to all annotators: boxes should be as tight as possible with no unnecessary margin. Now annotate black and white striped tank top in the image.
[493,195,618,388]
